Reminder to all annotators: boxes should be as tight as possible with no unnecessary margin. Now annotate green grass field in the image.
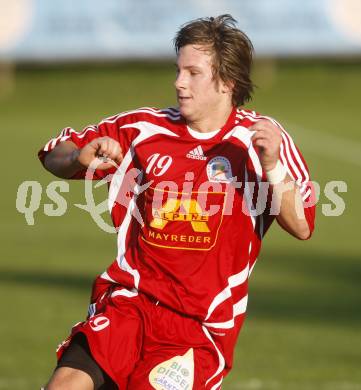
[1,60,360,389]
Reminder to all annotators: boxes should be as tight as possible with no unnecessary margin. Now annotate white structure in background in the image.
[328,0,361,44]
[0,0,34,52]
[0,0,360,61]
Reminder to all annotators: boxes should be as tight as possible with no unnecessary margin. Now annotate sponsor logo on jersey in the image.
[149,348,194,390]
[207,156,233,183]
[142,187,225,251]
[150,199,210,233]
[186,145,207,161]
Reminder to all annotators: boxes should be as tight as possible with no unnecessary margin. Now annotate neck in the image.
[186,105,234,133]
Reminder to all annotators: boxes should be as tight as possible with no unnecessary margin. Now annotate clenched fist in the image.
[250,119,282,171]
[76,137,123,170]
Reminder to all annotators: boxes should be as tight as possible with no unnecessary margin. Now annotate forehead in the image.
[176,44,213,68]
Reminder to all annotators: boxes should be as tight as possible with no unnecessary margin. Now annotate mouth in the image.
[178,96,192,103]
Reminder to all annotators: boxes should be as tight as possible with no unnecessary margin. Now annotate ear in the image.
[220,79,234,94]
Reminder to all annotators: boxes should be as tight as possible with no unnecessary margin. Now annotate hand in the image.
[250,120,282,171]
[76,137,123,170]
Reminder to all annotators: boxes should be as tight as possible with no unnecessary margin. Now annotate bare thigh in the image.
[44,366,94,390]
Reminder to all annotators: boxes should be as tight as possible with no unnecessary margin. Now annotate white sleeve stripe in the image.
[100,107,180,125]
[240,115,258,123]
[239,111,303,183]
[50,138,58,150]
[43,127,73,152]
[279,142,297,182]
[300,182,308,194]
[280,132,304,184]
[43,127,97,152]
[250,110,309,183]
[141,106,180,116]
[76,127,97,139]
[281,128,310,182]
[165,107,180,114]
[249,113,306,183]
[43,127,87,150]
[239,110,309,185]
[302,188,312,201]
[43,140,52,152]
[59,135,71,142]
[43,107,180,153]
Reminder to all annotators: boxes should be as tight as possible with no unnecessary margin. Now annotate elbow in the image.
[43,153,76,179]
[294,223,312,240]
[278,217,313,240]
[295,229,311,241]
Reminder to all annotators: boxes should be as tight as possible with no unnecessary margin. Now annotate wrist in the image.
[266,160,287,184]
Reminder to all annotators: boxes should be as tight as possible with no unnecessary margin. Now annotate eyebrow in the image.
[174,64,202,71]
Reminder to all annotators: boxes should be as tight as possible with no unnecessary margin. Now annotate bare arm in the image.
[270,173,310,240]
[43,137,123,179]
[250,120,310,240]
[44,141,83,178]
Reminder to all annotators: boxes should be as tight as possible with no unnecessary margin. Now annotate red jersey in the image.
[39,106,315,375]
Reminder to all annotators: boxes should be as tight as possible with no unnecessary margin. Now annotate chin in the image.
[178,106,194,121]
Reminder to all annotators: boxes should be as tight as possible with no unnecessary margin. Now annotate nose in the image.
[174,71,186,91]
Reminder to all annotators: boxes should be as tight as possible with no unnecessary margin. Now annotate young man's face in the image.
[175,44,232,127]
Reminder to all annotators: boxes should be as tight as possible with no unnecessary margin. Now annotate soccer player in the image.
[39,14,315,390]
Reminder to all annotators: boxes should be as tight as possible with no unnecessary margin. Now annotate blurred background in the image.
[1,0,360,389]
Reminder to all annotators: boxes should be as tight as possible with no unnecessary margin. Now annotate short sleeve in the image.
[236,109,316,238]
[38,121,117,179]
[275,122,316,236]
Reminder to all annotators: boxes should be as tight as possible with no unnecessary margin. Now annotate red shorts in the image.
[57,288,225,389]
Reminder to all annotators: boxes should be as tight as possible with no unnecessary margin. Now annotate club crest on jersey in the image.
[186,145,207,161]
[207,156,233,183]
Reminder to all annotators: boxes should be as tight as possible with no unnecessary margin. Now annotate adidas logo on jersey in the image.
[186,145,207,161]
